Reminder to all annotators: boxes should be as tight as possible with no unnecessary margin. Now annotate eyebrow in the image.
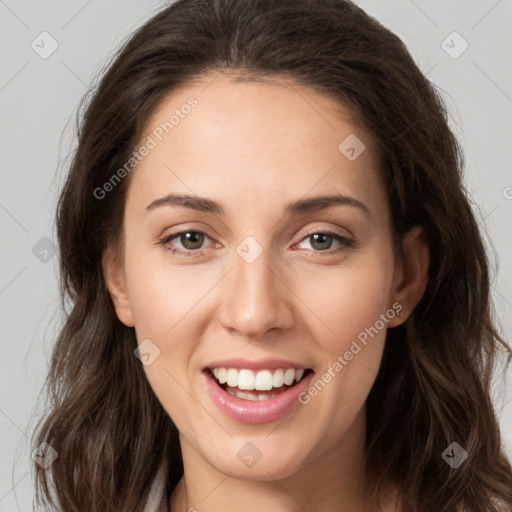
[144,193,371,218]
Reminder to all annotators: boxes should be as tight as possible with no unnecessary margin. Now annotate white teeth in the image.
[255,370,273,391]
[238,369,255,390]
[272,369,285,388]
[226,388,280,401]
[284,368,296,385]
[235,390,258,401]
[211,367,308,390]
[226,368,238,387]
[216,367,227,384]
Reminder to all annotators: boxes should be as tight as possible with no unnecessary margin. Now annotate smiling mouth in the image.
[205,367,314,401]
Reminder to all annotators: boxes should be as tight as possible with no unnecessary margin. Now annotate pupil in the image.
[311,233,332,251]
[182,232,203,250]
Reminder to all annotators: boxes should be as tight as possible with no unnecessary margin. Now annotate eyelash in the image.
[158,229,353,258]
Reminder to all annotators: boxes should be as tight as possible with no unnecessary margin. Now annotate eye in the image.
[159,230,213,257]
[295,231,353,254]
[158,229,353,258]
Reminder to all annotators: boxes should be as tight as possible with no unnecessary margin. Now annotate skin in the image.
[103,72,429,512]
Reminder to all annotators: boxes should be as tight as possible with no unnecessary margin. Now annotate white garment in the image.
[143,463,168,512]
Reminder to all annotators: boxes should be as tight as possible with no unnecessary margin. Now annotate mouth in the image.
[204,367,314,402]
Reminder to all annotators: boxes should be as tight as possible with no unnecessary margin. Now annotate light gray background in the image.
[1,0,511,510]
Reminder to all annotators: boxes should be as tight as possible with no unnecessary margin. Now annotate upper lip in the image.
[204,357,312,371]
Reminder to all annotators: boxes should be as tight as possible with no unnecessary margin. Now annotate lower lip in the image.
[202,369,314,424]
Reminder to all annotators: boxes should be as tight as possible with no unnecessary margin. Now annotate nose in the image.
[216,242,294,339]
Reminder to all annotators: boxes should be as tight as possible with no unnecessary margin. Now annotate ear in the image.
[387,225,429,328]
[102,245,135,327]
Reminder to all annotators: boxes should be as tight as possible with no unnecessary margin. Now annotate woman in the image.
[32,0,512,510]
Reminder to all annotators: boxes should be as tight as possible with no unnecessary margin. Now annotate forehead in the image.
[128,73,386,219]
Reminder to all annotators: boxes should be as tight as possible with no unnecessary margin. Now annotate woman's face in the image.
[104,73,424,481]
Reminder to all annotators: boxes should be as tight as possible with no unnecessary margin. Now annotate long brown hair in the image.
[32,0,512,510]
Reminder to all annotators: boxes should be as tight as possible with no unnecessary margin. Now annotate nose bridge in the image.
[218,235,292,337]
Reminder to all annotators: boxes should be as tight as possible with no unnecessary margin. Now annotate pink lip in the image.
[202,369,314,424]
[204,357,310,371]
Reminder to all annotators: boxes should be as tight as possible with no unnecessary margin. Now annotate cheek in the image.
[123,237,206,339]
[294,249,395,413]
[299,254,395,356]
[122,239,219,410]
[123,245,210,428]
